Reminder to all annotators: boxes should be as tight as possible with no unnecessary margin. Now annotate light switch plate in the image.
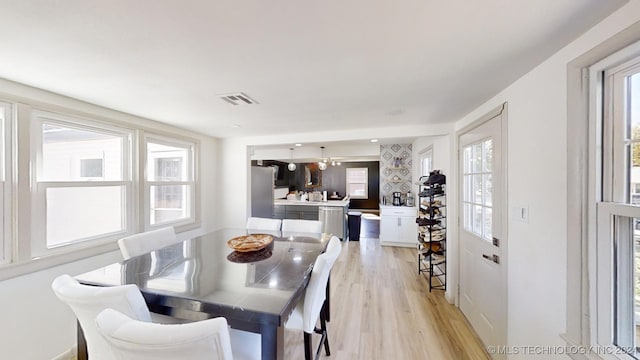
[511,205,529,223]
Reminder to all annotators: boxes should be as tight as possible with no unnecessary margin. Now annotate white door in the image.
[459,111,507,357]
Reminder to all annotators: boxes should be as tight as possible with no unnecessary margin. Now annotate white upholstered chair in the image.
[53,275,260,360]
[117,227,177,260]
[281,219,323,234]
[285,236,342,360]
[245,217,282,232]
[51,274,152,360]
[96,308,234,360]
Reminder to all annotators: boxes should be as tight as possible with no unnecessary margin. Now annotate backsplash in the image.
[380,144,412,203]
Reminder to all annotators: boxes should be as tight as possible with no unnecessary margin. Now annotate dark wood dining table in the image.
[75,228,329,360]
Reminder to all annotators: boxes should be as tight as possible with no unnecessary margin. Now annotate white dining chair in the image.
[51,274,152,360]
[117,226,177,260]
[281,219,323,234]
[96,308,233,360]
[53,274,260,360]
[285,236,342,360]
[246,217,282,232]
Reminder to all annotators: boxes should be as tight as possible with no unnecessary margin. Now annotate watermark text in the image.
[486,345,635,356]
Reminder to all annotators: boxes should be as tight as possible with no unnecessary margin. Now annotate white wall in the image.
[0,78,221,359]
[450,1,640,357]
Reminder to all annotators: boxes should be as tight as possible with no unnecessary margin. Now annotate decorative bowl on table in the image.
[227,234,274,252]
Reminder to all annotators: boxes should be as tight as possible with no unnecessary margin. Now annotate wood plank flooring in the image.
[284,234,490,360]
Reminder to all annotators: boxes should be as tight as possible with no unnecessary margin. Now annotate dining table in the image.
[75,228,330,360]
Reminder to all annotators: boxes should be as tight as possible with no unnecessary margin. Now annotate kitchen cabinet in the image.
[380,205,417,247]
[273,204,285,219]
[284,205,319,220]
[273,204,320,220]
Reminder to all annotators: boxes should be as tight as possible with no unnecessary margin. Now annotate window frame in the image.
[29,110,135,258]
[579,41,640,360]
[346,167,369,199]
[0,102,12,265]
[142,132,199,231]
[419,146,433,177]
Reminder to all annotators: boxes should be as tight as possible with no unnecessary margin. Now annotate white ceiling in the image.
[0,0,627,139]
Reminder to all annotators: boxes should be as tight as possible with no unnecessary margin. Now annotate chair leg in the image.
[320,314,331,356]
[304,332,313,360]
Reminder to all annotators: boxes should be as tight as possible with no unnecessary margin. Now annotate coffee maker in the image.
[392,192,402,206]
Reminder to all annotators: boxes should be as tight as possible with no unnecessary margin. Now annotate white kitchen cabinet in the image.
[380,205,417,247]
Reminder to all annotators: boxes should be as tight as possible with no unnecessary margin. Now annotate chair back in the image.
[51,275,151,360]
[246,217,282,231]
[96,308,234,360]
[117,227,177,260]
[281,219,323,234]
[302,236,341,333]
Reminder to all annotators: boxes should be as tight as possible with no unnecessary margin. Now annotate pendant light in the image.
[287,148,297,171]
[319,146,327,171]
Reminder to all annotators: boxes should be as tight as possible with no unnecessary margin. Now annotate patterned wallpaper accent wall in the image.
[380,144,412,202]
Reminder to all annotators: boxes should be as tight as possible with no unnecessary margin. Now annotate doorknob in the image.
[482,254,500,264]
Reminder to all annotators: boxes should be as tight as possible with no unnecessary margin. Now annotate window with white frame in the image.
[589,49,640,358]
[346,167,368,199]
[0,102,11,265]
[31,111,133,257]
[420,147,433,177]
[462,139,493,242]
[145,135,196,228]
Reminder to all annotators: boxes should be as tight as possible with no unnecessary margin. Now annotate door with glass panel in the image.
[459,111,506,357]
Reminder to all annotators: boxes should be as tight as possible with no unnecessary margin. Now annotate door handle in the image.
[482,254,500,264]
[397,217,401,226]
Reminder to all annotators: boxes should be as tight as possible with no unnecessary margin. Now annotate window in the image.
[462,139,493,242]
[0,102,10,265]
[80,158,104,178]
[31,111,133,257]
[420,147,433,177]
[589,49,640,358]
[346,167,368,199]
[144,135,196,228]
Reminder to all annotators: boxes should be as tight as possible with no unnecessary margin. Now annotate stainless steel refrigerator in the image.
[250,166,275,218]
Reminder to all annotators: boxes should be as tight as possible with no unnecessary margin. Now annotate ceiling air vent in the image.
[220,92,258,106]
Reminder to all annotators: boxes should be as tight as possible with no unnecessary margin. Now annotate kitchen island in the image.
[274,198,349,239]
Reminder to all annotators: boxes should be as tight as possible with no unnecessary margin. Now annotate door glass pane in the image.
[46,186,124,247]
[473,205,482,236]
[483,139,493,172]
[473,143,483,173]
[464,203,472,231]
[473,174,482,204]
[484,174,493,207]
[463,175,471,202]
[42,123,123,181]
[464,146,472,173]
[484,207,493,241]
[462,139,494,241]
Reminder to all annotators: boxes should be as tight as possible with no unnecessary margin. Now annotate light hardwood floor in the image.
[283,235,490,360]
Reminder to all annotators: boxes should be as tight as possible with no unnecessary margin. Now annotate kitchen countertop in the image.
[275,198,350,207]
